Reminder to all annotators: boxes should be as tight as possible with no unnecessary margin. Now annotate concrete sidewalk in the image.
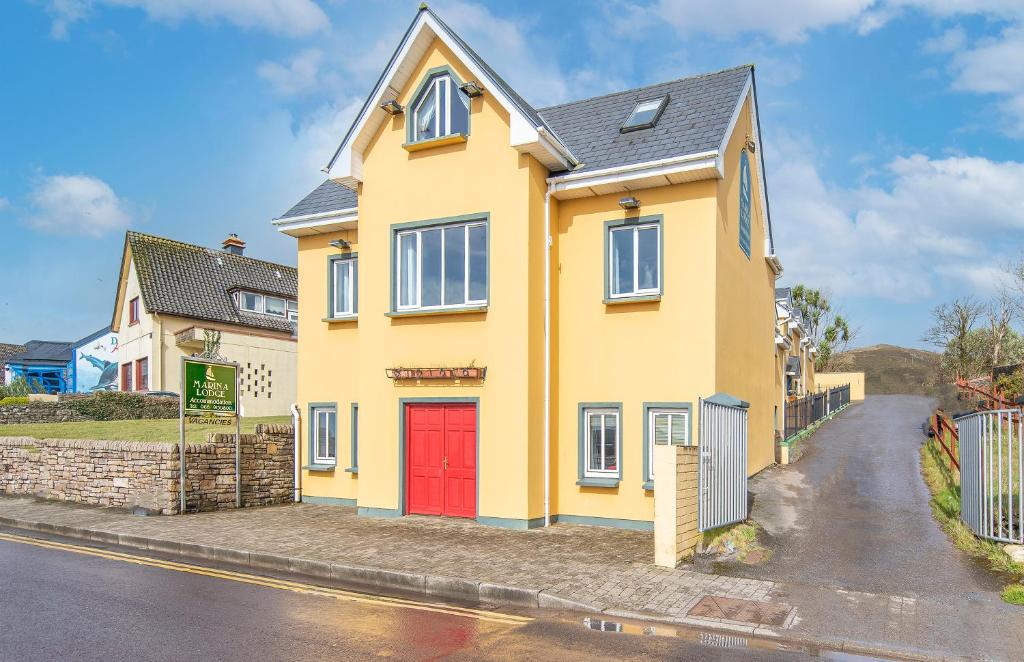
[1,496,1020,660]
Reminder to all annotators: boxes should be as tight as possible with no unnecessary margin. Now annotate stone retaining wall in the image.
[0,402,91,425]
[0,424,294,514]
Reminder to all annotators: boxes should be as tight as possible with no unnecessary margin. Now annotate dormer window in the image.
[409,70,469,143]
[234,290,298,319]
[620,95,669,133]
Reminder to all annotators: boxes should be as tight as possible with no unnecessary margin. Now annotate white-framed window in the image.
[396,221,487,311]
[609,222,660,298]
[647,408,690,481]
[234,290,297,318]
[312,406,337,465]
[412,74,469,142]
[332,258,356,317]
[584,408,619,478]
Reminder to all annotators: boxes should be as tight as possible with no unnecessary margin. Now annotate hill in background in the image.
[835,344,952,403]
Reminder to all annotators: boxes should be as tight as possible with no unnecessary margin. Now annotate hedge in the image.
[61,391,179,421]
[0,396,30,406]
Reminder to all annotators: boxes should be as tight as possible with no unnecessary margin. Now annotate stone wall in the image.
[0,402,91,425]
[653,444,701,567]
[675,446,699,559]
[0,424,294,514]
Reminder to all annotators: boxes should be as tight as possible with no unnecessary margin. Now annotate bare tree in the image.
[923,297,985,379]
[987,293,1014,370]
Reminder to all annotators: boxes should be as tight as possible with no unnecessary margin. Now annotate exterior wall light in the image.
[459,81,484,97]
[744,136,756,153]
[618,196,641,210]
[380,99,404,115]
[329,239,351,249]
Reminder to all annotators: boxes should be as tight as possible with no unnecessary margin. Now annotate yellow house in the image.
[274,6,783,530]
[110,231,298,417]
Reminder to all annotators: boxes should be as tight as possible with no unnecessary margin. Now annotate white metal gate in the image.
[957,409,1024,544]
[698,397,749,532]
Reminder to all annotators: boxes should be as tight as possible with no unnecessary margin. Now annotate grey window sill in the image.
[386,305,488,318]
[345,467,358,474]
[642,480,654,491]
[323,315,358,323]
[604,294,661,305]
[576,477,620,488]
[303,464,336,472]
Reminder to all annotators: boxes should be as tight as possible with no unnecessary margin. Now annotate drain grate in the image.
[687,595,793,628]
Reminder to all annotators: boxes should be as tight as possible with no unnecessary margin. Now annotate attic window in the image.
[410,72,469,143]
[234,290,297,319]
[620,96,669,133]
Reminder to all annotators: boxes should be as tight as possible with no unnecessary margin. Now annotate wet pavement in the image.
[718,395,1005,596]
[0,529,877,661]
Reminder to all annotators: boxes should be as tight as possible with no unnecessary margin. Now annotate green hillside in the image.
[837,344,952,401]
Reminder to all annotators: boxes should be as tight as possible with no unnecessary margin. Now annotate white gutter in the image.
[546,150,720,185]
[272,207,357,226]
[544,183,552,527]
[290,403,301,503]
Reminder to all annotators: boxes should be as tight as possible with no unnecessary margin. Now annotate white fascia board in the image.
[547,151,719,195]
[326,12,573,182]
[272,208,358,237]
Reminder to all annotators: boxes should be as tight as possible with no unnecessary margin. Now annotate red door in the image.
[406,403,477,518]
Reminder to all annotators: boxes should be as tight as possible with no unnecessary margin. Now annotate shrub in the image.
[62,391,179,421]
[0,378,33,398]
[0,396,30,405]
[995,368,1024,400]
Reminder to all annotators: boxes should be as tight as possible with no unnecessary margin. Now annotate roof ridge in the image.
[127,230,296,272]
[537,64,753,113]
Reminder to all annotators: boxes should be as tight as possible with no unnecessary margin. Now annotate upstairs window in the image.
[739,149,752,258]
[395,218,487,312]
[607,219,661,299]
[235,290,298,318]
[329,255,358,318]
[621,95,669,132]
[129,297,140,325]
[410,72,469,143]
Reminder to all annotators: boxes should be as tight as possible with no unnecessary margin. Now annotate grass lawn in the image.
[0,416,291,443]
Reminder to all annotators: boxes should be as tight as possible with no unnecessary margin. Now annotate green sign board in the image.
[183,359,237,415]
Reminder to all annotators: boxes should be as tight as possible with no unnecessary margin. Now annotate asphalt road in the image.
[0,529,878,661]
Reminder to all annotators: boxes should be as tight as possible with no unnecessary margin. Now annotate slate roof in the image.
[72,326,112,350]
[125,232,298,334]
[279,180,357,220]
[539,66,752,175]
[6,340,73,366]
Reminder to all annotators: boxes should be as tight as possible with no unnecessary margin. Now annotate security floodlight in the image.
[329,239,351,250]
[459,80,484,97]
[618,196,641,210]
[380,99,404,115]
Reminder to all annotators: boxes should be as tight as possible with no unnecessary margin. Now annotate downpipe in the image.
[544,184,552,527]
[290,403,301,503]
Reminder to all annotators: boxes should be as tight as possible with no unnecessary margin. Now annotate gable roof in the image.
[0,342,27,364]
[6,340,73,366]
[72,326,113,350]
[539,66,752,176]
[118,231,298,334]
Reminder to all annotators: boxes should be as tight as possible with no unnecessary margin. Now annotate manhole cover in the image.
[687,595,792,627]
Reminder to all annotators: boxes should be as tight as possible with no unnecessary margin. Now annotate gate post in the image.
[654,444,700,567]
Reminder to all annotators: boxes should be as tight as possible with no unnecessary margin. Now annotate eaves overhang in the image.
[546,150,720,200]
[273,208,358,237]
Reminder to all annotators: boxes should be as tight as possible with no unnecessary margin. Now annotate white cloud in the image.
[24,174,132,237]
[46,0,329,38]
[0,197,9,211]
[770,134,1024,302]
[939,24,1024,135]
[258,48,333,96]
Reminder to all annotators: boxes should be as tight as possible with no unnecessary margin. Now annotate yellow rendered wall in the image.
[297,38,545,521]
[815,372,865,400]
[555,182,719,524]
[713,95,778,476]
[296,229,360,502]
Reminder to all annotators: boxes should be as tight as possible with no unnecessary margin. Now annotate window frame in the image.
[346,403,359,474]
[577,402,623,486]
[307,402,338,470]
[135,357,149,392]
[327,253,358,320]
[120,362,133,392]
[604,215,664,303]
[391,214,489,314]
[406,66,471,145]
[128,297,140,325]
[739,149,752,259]
[234,289,298,318]
[620,95,669,133]
[642,402,693,490]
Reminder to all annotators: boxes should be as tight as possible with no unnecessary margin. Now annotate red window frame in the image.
[129,297,140,326]
[121,363,133,392]
[135,357,149,392]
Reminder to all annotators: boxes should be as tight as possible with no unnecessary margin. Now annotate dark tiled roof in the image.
[127,232,297,333]
[278,180,357,220]
[539,66,751,175]
[0,343,27,364]
[775,287,792,300]
[72,326,112,349]
[6,340,72,365]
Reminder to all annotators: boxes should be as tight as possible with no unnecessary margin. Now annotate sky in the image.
[2,0,1024,348]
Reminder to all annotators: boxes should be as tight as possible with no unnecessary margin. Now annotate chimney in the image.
[222,234,246,256]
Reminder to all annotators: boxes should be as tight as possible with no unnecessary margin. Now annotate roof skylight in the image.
[621,95,669,133]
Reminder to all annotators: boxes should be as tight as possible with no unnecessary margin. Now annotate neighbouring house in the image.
[0,343,26,387]
[273,6,782,530]
[775,287,816,400]
[3,340,73,393]
[110,231,298,417]
[71,326,120,393]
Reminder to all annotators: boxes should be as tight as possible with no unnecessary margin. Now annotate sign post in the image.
[180,357,240,513]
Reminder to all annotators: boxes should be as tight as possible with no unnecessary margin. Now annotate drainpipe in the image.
[544,183,553,527]
[290,403,301,503]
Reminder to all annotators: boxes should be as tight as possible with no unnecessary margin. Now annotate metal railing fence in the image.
[956,409,1024,544]
[784,384,850,440]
